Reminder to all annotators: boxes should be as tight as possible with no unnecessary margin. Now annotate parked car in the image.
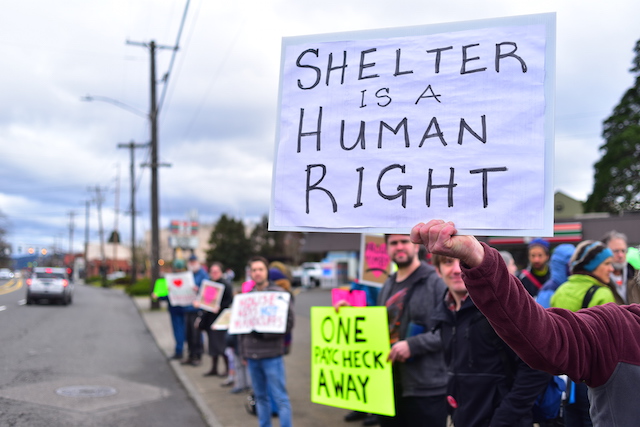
[0,268,13,280]
[300,262,323,287]
[26,267,73,305]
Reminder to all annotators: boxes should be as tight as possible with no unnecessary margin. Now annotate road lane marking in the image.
[0,306,6,312]
[0,278,23,295]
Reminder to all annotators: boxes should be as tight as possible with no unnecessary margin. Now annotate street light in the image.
[81,95,148,119]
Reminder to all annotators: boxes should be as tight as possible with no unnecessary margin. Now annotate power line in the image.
[157,0,192,114]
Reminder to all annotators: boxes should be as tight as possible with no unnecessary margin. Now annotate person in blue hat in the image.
[519,238,551,297]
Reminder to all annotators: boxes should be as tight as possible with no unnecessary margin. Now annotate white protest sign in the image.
[269,13,555,236]
[165,271,197,307]
[228,292,291,334]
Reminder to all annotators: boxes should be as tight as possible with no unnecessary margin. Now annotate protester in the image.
[519,238,551,297]
[536,244,575,308]
[239,256,295,427]
[601,230,640,303]
[182,254,209,366]
[499,250,519,276]
[157,260,187,360]
[336,234,448,427]
[432,254,551,427]
[410,220,640,427]
[197,262,233,377]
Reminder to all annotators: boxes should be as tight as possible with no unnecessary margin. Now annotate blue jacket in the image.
[536,244,575,308]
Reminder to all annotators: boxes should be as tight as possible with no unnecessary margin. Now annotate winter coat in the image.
[433,294,550,427]
[239,282,294,360]
[377,261,448,397]
[461,243,640,426]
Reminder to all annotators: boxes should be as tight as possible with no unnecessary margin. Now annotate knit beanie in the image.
[268,268,288,282]
[529,238,550,254]
[570,240,613,274]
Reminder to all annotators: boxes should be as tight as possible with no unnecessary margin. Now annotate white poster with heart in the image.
[165,271,198,307]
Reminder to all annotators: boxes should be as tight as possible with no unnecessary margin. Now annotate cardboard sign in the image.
[165,272,197,307]
[228,292,291,334]
[196,280,226,313]
[359,234,392,287]
[311,307,394,416]
[269,13,555,237]
[331,288,367,307]
[212,308,232,330]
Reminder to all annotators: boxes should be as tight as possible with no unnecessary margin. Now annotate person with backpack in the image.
[432,253,551,426]
[519,238,551,297]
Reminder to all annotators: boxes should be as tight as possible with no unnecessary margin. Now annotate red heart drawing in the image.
[173,279,183,287]
[365,242,390,278]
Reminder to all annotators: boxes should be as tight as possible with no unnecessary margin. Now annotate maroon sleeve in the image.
[462,243,640,387]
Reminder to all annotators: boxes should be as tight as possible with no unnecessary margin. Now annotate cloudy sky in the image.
[2,0,639,254]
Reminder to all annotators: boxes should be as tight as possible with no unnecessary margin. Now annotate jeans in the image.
[168,305,185,356]
[247,356,292,427]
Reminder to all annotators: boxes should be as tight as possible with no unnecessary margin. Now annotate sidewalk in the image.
[134,290,360,427]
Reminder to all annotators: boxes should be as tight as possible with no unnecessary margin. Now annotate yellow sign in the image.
[310,307,394,416]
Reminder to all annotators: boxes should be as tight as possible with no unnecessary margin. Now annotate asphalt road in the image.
[0,277,207,427]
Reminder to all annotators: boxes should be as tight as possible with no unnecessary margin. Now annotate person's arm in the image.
[410,220,622,387]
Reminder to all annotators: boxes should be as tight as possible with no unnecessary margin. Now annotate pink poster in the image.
[331,288,367,307]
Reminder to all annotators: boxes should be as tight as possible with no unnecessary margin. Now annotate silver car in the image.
[0,268,13,280]
[26,267,73,305]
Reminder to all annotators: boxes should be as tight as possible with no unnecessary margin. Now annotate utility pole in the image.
[118,141,148,286]
[113,165,120,270]
[89,185,108,286]
[127,39,174,307]
[84,200,90,280]
[68,210,75,271]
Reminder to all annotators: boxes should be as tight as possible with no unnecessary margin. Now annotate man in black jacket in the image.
[239,256,294,427]
[432,253,551,427]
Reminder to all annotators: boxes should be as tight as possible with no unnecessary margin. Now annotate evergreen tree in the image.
[206,214,250,281]
[249,214,285,258]
[585,40,640,213]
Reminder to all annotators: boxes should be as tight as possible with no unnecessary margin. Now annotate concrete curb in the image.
[167,359,223,427]
[131,296,222,427]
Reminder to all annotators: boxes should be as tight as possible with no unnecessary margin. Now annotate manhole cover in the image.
[55,385,118,398]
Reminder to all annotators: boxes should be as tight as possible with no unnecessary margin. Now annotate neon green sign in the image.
[310,307,395,416]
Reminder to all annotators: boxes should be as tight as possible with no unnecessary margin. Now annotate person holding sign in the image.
[182,255,209,366]
[239,256,295,427]
[197,262,233,377]
[431,253,551,426]
[410,220,640,427]
[335,234,448,427]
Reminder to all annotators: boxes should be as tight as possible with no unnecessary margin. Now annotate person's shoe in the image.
[180,358,201,366]
[362,414,379,426]
[344,411,368,422]
[220,378,234,387]
[168,353,183,360]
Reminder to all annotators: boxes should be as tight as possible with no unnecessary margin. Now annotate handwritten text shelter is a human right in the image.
[270,14,555,235]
